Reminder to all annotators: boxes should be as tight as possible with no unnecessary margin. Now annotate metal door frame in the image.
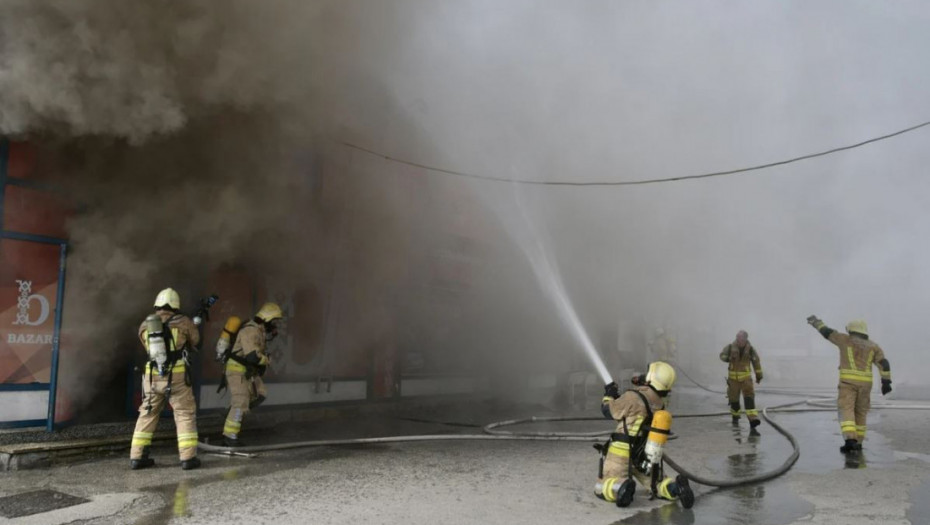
[0,139,69,431]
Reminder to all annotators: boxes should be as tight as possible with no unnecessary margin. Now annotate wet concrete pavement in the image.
[0,390,928,524]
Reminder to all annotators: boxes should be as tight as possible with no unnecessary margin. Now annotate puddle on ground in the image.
[615,408,913,525]
[776,411,898,474]
[128,446,340,525]
[616,416,812,525]
[130,468,245,525]
[617,443,813,525]
[613,479,812,525]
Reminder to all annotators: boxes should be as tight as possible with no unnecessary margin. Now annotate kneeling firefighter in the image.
[221,302,283,447]
[594,361,694,509]
[130,288,203,470]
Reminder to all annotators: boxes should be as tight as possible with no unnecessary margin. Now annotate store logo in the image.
[13,280,50,327]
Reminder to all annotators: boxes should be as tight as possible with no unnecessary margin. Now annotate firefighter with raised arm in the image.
[594,361,694,509]
[221,302,283,447]
[807,316,892,454]
[129,288,202,470]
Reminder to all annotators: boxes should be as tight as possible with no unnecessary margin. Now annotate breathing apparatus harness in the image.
[217,318,272,394]
[143,312,186,413]
[142,295,217,413]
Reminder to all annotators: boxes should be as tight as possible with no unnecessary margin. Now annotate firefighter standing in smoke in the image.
[807,316,892,454]
[719,330,763,429]
[130,288,201,470]
[595,361,694,509]
[220,302,283,447]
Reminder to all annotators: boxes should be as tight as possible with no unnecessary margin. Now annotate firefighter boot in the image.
[223,435,243,447]
[180,457,201,470]
[615,479,636,508]
[840,439,859,454]
[669,475,695,509]
[130,448,155,470]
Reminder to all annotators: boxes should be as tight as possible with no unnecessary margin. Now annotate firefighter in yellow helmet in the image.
[719,330,763,430]
[807,316,892,454]
[595,361,694,509]
[222,302,283,446]
[130,288,201,470]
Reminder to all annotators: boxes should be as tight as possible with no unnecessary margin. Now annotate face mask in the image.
[265,322,278,342]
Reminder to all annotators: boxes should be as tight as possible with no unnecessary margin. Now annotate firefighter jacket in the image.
[719,342,762,382]
[824,332,890,385]
[603,385,666,437]
[226,320,269,375]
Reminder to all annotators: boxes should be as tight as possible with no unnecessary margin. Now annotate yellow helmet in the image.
[846,320,868,337]
[154,288,181,310]
[645,361,676,392]
[255,302,284,323]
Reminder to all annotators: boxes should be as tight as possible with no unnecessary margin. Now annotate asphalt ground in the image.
[0,389,928,525]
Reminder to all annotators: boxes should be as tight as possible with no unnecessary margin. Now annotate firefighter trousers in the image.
[130,370,198,461]
[594,436,677,503]
[727,378,758,422]
[223,371,267,439]
[838,380,870,442]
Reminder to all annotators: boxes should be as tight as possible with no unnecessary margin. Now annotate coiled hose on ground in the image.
[198,371,930,489]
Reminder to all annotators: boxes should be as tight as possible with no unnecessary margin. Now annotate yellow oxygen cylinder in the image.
[223,316,242,334]
[644,410,672,471]
[214,316,242,361]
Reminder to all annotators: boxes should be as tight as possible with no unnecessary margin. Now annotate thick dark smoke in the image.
[0,1,314,141]
[0,1,338,407]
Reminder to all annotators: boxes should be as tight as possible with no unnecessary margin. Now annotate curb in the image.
[0,396,483,471]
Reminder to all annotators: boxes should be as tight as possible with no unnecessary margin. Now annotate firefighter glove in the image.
[604,382,620,399]
[881,379,892,396]
[806,315,822,327]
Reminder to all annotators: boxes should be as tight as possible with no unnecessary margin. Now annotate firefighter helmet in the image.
[154,288,181,310]
[255,302,284,323]
[846,319,868,337]
[645,361,676,392]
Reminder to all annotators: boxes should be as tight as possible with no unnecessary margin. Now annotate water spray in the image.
[504,186,612,384]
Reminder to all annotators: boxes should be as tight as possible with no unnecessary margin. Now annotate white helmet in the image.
[255,302,284,323]
[645,361,676,392]
[154,288,180,311]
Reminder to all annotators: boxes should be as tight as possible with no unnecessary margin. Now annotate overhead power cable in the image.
[342,118,930,187]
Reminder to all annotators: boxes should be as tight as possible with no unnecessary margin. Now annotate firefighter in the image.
[222,302,283,447]
[595,361,694,509]
[807,316,892,454]
[130,288,201,470]
[719,330,763,429]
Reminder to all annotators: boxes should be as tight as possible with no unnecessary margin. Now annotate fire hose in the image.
[197,374,930,490]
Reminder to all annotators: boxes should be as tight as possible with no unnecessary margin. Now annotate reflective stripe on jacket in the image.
[719,342,762,381]
[827,332,888,384]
